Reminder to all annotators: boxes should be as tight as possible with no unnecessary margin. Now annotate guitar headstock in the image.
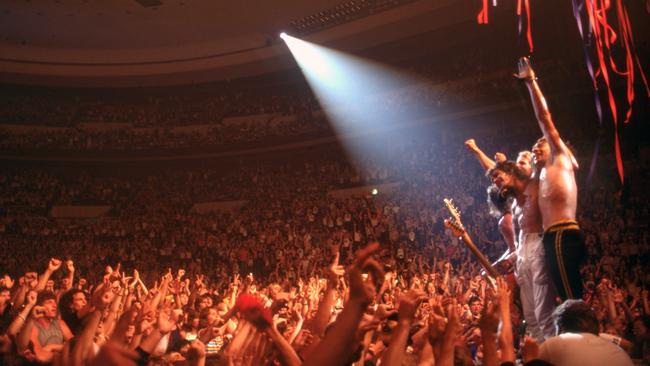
[443,198,466,237]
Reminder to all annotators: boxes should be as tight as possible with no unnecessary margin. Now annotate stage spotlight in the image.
[279,32,287,39]
[282,34,440,175]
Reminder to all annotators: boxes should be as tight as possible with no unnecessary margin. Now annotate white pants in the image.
[515,232,557,343]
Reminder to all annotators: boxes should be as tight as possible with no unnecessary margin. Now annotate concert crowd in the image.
[1,44,648,365]
[0,127,648,365]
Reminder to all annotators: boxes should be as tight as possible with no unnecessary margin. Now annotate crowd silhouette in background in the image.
[0,54,581,153]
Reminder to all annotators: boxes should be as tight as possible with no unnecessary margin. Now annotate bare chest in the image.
[538,166,575,202]
[516,180,542,232]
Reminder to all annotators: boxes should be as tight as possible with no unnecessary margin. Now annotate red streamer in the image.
[586,0,623,182]
[524,0,533,52]
[478,0,649,183]
[477,0,489,24]
[582,0,649,183]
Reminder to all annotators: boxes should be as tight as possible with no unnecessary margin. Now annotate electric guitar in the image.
[443,198,500,279]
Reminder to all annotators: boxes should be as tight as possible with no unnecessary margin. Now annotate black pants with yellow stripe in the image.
[542,220,586,300]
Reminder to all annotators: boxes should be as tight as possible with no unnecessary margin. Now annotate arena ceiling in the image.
[0,0,335,50]
[0,0,647,87]
[0,0,489,86]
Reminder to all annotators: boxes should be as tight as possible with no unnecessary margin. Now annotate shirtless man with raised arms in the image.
[515,56,586,301]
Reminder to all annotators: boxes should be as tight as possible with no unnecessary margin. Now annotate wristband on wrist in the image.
[515,75,538,82]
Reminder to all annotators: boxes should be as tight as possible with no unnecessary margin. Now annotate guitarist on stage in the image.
[486,160,557,342]
[465,138,556,342]
[465,139,535,266]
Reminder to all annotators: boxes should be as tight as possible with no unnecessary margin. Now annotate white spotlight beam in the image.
[281,34,437,163]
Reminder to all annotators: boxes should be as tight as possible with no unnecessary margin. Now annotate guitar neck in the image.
[460,233,500,279]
